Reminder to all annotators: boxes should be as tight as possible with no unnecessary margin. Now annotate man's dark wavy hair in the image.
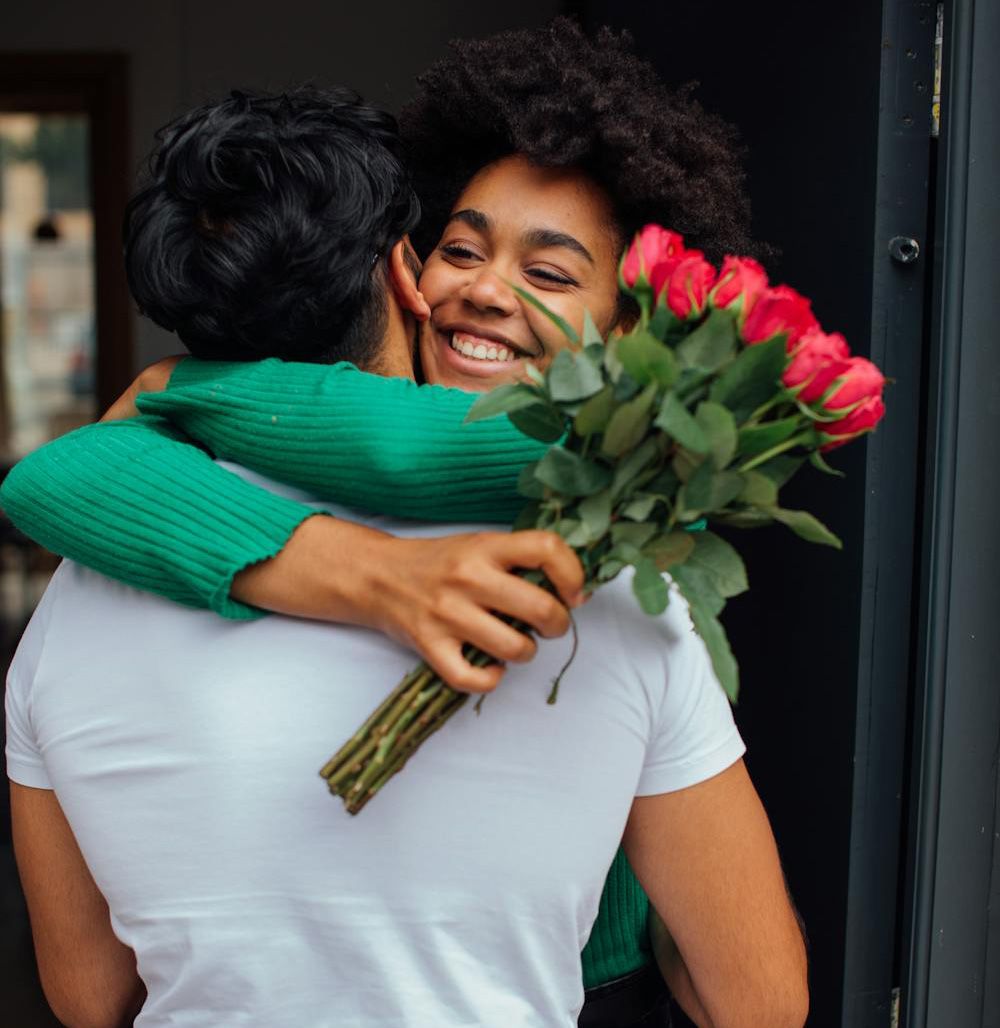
[401,18,759,266]
[124,86,420,363]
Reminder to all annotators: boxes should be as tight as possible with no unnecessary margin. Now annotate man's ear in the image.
[387,237,430,322]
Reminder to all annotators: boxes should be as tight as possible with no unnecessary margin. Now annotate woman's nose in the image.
[463,268,518,316]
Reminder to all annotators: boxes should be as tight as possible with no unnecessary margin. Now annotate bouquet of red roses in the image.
[320,224,886,814]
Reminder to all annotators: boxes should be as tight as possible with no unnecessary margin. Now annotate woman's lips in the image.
[434,329,532,379]
[449,330,517,363]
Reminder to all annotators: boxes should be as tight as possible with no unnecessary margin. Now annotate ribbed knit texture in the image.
[0,416,313,619]
[138,358,543,524]
[0,357,652,987]
[581,848,652,987]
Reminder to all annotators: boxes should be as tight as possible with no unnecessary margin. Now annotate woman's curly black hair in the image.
[401,18,758,266]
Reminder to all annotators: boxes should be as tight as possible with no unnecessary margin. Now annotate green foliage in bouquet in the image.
[320,225,887,814]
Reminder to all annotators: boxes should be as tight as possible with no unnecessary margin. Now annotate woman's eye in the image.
[526,267,577,287]
[440,243,481,262]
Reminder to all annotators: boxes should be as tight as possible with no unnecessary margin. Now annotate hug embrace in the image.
[3,19,811,1028]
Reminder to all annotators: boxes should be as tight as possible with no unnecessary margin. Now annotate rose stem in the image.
[319,664,433,780]
[345,689,468,815]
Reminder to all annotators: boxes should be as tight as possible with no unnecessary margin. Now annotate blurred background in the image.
[1,2,996,1026]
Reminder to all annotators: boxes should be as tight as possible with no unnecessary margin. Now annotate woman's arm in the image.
[0,416,315,620]
[136,357,546,522]
[0,399,582,689]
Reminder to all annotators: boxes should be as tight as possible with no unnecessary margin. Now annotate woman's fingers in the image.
[488,530,585,607]
[422,643,506,694]
[470,567,571,640]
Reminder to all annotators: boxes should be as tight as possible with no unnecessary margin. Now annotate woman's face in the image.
[417,155,624,391]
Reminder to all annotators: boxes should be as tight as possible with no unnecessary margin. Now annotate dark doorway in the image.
[574,3,937,1026]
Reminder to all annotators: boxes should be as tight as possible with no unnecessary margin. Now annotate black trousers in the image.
[578,965,673,1028]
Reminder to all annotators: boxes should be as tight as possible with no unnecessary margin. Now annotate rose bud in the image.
[620,224,687,289]
[710,255,769,318]
[652,252,717,320]
[741,284,819,349]
[782,330,851,403]
[820,395,886,450]
[820,356,886,413]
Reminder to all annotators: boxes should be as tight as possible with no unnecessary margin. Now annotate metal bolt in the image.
[889,236,920,264]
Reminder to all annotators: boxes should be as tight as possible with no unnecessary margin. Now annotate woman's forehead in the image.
[450,155,619,262]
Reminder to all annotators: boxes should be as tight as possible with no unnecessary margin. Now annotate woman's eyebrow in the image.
[448,208,492,233]
[522,227,594,264]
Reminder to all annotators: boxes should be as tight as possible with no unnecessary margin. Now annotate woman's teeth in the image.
[450,333,517,363]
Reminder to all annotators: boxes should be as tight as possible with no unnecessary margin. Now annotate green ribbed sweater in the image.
[0,357,651,987]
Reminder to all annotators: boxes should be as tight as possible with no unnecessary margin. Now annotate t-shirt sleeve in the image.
[136,358,545,523]
[636,587,746,796]
[4,574,58,789]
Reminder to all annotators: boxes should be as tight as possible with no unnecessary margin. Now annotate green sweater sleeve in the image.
[0,360,547,619]
[136,358,546,523]
[0,416,319,620]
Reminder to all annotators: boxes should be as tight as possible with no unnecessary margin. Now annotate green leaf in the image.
[768,506,843,548]
[511,284,580,345]
[738,470,779,507]
[655,394,709,453]
[645,468,679,499]
[675,308,739,371]
[754,454,804,488]
[709,336,787,422]
[686,532,749,598]
[736,417,803,459]
[577,490,612,538]
[524,363,547,387]
[632,558,671,615]
[534,447,612,497]
[617,329,679,388]
[508,402,566,443]
[809,449,846,477]
[642,531,695,572]
[554,518,592,548]
[612,522,658,550]
[672,569,740,702]
[695,401,738,469]
[512,500,542,532]
[597,558,626,582]
[582,309,605,348]
[465,383,543,423]
[573,385,616,437]
[611,437,662,499]
[713,509,775,529]
[602,385,656,458]
[517,462,547,499]
[670,563,724,615]
[680,460,745,513]
[621,494,659,521]
[548,349,605,403]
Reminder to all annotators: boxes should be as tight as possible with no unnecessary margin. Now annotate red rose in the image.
[820,396,886,450]
[651,252,717,320]
[620,224,687,288]
[820,356,886,413]
[741,285,819,348]
[782,330,851,403]
[710,256,769,316]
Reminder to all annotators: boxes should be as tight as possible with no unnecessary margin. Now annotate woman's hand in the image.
[100,356,185,421]
[232,516,585,693]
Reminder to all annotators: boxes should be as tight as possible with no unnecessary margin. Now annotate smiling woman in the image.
[418,156,624,390]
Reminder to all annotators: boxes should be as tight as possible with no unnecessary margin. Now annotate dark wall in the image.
[577,4,885,1025]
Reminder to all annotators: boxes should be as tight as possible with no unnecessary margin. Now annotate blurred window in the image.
[0,113,96,461]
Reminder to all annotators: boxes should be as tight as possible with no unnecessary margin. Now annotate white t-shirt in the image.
[5,473,744,1028]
